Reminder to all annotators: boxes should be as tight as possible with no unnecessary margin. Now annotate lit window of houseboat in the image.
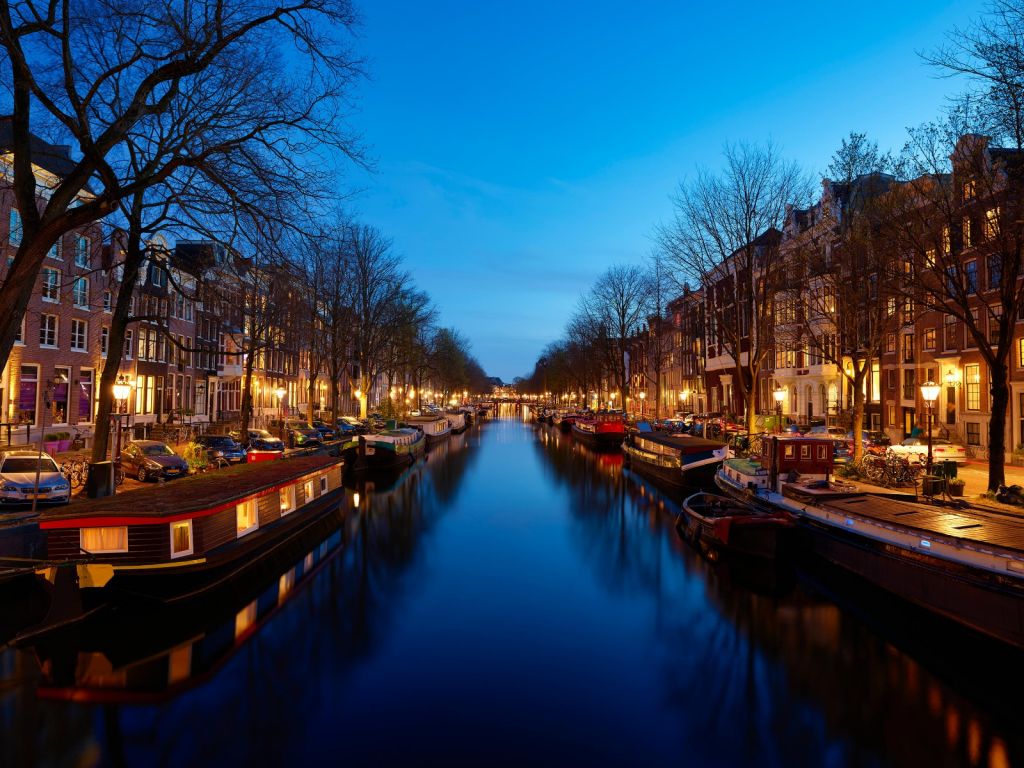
[280,485,297,515]
[304,479,315,501]
[170,520,193,558]
[80,526,128,553]
[236,499,258,537]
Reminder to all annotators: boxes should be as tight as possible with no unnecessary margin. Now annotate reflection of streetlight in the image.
[773,386,786,434]
[920,381,941,476]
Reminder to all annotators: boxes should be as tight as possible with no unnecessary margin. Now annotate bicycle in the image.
[113,459,125,487]
[60,457,89,489]
[70,425,85,451]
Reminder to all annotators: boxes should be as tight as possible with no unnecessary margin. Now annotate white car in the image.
[0,450,71,505]
[888,437,967,465]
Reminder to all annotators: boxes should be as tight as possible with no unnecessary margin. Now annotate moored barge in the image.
[405,415,452,444]
[678,492,794,561]
[624,430,727,487]
[342,427,426,473]
[715,436,1024,648]
[37,456,345,610]
[571,412,625,449]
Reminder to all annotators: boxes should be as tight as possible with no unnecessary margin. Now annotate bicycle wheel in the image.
[114,467,125,486]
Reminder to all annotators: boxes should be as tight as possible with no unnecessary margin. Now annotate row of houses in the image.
[0,134,356,447]
[628,134,1024,459]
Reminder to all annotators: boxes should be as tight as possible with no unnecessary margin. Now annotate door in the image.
[903,407,916,439]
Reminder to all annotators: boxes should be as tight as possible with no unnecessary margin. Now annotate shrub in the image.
[181,441,210,472]
[948,477,966,488]
[44,433,60,442]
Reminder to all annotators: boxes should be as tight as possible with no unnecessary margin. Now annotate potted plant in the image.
[43,432,61,454]
[1011,444,1024,466]
[57,431,72,452]
[947,477,966,497]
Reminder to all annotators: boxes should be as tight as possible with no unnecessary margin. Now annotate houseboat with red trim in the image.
[571,411,625,449]
[716,436,1024,649]
[37,456,344,609]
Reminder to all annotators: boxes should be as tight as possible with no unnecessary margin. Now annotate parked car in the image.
[0,450,70,505]
[888,437,967,465]
[336,416,369,436]
[270,419,322,448]
[194,434,248,464]
[832,439,853,465]
[311,420,338,441]
[121,440,190,482]
[240,428,285,453]
[808,425,848,439]
[848,430,892,455]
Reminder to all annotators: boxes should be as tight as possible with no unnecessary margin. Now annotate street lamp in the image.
[773,386,786,434]
[639,390,646,418]
[920,381,941,475]
[112,375,132,458]
[274,386,287,443]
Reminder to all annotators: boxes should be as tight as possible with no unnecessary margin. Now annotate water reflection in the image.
[0,415,1021,767]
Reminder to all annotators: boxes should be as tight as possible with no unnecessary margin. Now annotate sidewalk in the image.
[957,458,1024,499]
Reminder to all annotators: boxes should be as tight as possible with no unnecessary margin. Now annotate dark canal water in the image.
[2,406,1023,767]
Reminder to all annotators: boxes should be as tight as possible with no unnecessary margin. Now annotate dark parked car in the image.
[311,420,338,441]
[848,430,892,455]
[269,419,322,448]
[121,440,189,482]
[240,428,285,453]
[336,416,369,436]
[194,434,248,464]
[832,439,853,465]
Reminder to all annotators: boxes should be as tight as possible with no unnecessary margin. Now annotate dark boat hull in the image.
[625,450,720,489]
[800,516,1024,648]
[678,513,790,560]
[571,425,624,449]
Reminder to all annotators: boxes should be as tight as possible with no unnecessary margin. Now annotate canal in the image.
[2,407,1023,766]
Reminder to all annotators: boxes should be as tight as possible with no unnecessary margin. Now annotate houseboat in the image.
[678,492,794,561]
[716,435,1024,649]
[36,456,345,615]
[342,427,425,473]
[405,414,452,444]
[445,411,468,435]
[624,429,727,487]
[571,411,625,449]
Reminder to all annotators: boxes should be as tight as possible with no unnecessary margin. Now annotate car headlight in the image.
[55,480,69,491]
[213,450,225,457]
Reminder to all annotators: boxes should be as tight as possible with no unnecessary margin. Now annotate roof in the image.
[0,119,78,178]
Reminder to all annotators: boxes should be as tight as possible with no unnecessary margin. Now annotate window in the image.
[19,364,38,424]
[8,208,21,245]
[103,290,112,312]
[886,297,897,317]
[944,315,957,351]
[942,225,951,255]
[923,328,936,351]
[991,306,1003,345]
[965,260,978,294]
[885,333,896,354]
[14,316,23,345]
[124,328,133,360]
[319,476,328,494]
[170,520,194,558]
[888,404,896,426]
[236,498,258,537]
[304,479,314,501]
[75,236,90,268]
[887,369,897,390]
[963,179,977,199]
[985,207,999,239]
[39,314,57,347]
[80,527,128,554]
[901,333,915,363]
[1019,337,1024,369]
[280,485,296,515]
[48,237,62,260]
[966,422,981,446]
[963,216,973,248]
[78,369,93,422]
[925,247,936,268]
[72,277,88,308]
[42,268,60,302]
[101,327,109,356]
[71,319,87,351]
[965,364,981,411]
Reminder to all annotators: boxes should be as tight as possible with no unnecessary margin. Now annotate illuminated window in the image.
[965,364,981,411]
[1019,338,1024,368]
[984,207,999,239]
[170,520,193,558]
[280,485,296,515]
[923,328,936,351]
[81,526,128,553]
[236,499,258,537]
[800,445,811,459]
[304,479,314,501]
[888,405,896,426]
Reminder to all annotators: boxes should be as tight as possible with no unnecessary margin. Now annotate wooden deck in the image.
[821,495,1024,553]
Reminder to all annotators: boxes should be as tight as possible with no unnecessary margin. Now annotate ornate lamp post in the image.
[920,381,941,475]
[773,386,787,434]
[638,390,647,418]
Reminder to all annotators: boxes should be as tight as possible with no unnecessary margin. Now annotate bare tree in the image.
[658,142,810,434]
[0,0,361,380]
[575,264,651,404]
[778,133,905,461]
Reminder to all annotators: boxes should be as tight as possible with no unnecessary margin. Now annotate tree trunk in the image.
[989,363,1009,492]
[240,354,255,434]
[851,379,866,464]
[307,373,317,425]
[744,390,758,436]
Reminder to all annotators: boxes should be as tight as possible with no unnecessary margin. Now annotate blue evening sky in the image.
[347,0,987,382]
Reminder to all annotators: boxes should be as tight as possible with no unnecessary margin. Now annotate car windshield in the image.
[251,430,273,439]
[143,444,175,456]
[291,422,313,430]
[207,437,234,446]
[2,457,59,473]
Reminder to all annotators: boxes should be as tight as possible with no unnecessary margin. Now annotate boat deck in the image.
[820,495,1024,553]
